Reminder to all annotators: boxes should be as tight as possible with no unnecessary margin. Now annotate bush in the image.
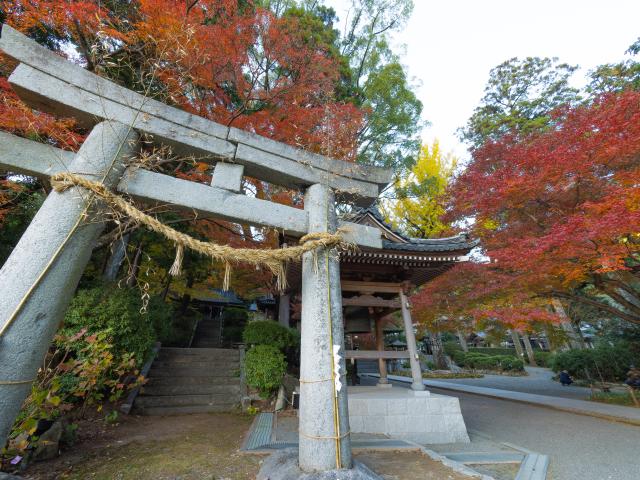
[60,285,173,365]
[8,329,142,455]
[245,345,287,396]
[552,343,638,382]
[444,341,463,357]
[499,356,525,371]
[534,351,554,368]
[454,352,524,372]
[243,321,297,351]
[468,347,522,358]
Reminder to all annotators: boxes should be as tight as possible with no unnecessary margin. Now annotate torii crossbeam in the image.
[0,24,392,474]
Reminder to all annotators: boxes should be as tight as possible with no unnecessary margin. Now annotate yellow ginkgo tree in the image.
[382,139,457,238]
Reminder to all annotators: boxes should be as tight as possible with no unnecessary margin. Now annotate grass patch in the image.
[590,391,639,408]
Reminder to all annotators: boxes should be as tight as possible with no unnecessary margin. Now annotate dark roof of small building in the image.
[353,206,479,253]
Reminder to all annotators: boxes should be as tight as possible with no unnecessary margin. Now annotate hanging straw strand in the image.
[51,173,354,289]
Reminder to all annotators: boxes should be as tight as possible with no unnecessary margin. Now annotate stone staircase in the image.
[192,313,223,348]
[134,347,241,415]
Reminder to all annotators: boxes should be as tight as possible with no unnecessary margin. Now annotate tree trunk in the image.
[457,330,469,352]
[521,334,537,367]
[430,332,447,370]
[510,330,525,360]
[552,298,584,350]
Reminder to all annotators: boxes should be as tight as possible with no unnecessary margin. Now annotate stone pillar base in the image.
[257,449,382,480]
[410,389,430,397]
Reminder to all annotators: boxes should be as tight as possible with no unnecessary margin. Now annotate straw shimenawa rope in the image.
[51,172,351,290]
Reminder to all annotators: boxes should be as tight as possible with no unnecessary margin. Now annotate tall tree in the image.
[459,57,580,150]
[587,37,640,95]
[416,90,640,328]
[338,0,423,170]
[383,139,456,238]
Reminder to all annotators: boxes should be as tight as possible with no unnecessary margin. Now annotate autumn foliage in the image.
[413,91,640,328]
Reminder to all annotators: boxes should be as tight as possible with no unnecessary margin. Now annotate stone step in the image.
[151,360,239,370]
[135,404,237,416]
[156,350,238,361]
[135,393,237,408]
[159,347,237,356]
[196,325,220,333]
[141,383,240,396]
[192,341,224,347]
[145,376,239,387]
[148,366,240,378]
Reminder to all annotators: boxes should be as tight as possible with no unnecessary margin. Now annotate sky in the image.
[326,0,640,160]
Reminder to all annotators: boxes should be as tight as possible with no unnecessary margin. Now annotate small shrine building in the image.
[280,207,477,390]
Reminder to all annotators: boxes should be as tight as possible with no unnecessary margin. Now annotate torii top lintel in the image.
[0,24,392,204]
[0,24,396,249]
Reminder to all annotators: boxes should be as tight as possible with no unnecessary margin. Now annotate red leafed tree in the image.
[3,0,363,157]
[413,91,640,328]
[0,1,366,292]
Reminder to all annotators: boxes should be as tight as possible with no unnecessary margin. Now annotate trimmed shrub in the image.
[245,345,287,396]
[243,321,298,351]
[552,343,638,382]
[468,347,521,357]
[499,356,525,371]
[444,341,463,357]
[454,352,524,372]
[61,285,173,365]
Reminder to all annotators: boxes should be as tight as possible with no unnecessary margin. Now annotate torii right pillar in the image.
[399,286,426,392]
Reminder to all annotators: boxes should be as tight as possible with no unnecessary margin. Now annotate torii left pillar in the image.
[0,121,138,443]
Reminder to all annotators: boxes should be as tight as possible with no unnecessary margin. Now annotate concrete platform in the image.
[347,386,470,444]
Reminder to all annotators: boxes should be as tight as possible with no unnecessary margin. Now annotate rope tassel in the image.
[223,262,231,291]
[169,244,184,277]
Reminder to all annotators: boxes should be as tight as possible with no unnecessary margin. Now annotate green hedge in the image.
[60,285,173,365]
[552,343,638,382]
[468,347,523,357]
[245,345,287,396]
[243,321,298,351]
[443,341,463,357]
[534,351,554,368]
[454,351,524,372]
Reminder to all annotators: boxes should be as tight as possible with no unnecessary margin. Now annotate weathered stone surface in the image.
[2,25,390,202]
[347,386,470,444]
[228,127,392,186]
[0,122,138,444]
[0,130,382,249]
[0,130,74,178]
[32,420,63,462]
[298,184,352,471]
[211,162,244,193]
[400,291,426,391]
[257,449,382,480]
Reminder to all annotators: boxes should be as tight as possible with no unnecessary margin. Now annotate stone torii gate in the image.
[0,25,392,475]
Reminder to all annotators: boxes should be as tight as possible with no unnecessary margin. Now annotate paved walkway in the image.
[374,373,640,426]
[434,366,593,400]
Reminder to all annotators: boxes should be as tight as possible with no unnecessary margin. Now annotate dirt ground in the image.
[20,413,260,480]
[355,451,470,480]
[15,413,476,480]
